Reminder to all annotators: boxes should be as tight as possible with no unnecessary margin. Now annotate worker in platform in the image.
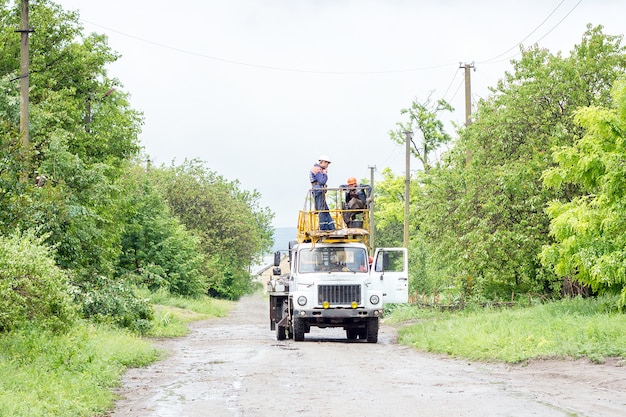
[309,155,335,231]
[340,176,372,227]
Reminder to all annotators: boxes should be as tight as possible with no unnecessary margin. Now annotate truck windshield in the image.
[298,247,368,273]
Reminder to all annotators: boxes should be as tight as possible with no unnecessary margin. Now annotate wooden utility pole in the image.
[18,0,31,148]
[459,62,475,126]
[84,97,91,133]
[403,131,412,249]
[368,165,376,253]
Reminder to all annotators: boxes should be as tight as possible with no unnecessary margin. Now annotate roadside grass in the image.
[388,295,626,363]
[0,323,159,417]
[0,292,234,417]
[143,289,234,337]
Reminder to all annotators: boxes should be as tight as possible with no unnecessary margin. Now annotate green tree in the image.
[385,95,455,293]
[0,231,78,332]
[117,164,207,297]
[1,1,143,272]
[1,1,275,316]
[390,95,454,172]
[371,167,446,294]
[542,79,626,308]
[414,25,626,298]
[151,160,274,299]
[1,1,142,171]
[0,1,151,330]
[372,167,405,246]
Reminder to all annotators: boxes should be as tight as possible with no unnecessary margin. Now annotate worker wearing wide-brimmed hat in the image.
[309,155,335,231]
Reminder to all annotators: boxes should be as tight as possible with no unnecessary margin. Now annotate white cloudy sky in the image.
[54,0,624,227]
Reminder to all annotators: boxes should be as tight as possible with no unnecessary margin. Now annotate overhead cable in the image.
[478,0,582,65]
[81,18,456,75]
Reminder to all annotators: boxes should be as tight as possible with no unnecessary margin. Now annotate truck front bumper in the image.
[293,308,383,319]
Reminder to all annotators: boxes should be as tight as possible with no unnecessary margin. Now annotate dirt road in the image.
[107,292,626,417]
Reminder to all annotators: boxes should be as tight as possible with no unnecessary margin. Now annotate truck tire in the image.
[346,328,358,340]
[293,317,306,341]
[276,325,286,341]
[366,317,379,343]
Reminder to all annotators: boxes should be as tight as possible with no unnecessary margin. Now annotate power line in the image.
[533,0,583,44]
[81,18,457,76]
[478,0,582,65]
[441,67,460,103]
[479,0,567,64]
[449,76,465,103]
[80,0,582,79]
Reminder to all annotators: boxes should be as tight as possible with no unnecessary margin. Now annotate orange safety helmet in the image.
[347,177,357,185]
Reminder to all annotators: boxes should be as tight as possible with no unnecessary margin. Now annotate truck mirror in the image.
[274,251,281,267]
[272,267,281,276]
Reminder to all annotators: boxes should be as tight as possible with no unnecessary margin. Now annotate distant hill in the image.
[272,227,297,253]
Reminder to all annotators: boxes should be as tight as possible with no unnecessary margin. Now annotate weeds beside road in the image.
[0,294,233,417]
[388,295,626,363]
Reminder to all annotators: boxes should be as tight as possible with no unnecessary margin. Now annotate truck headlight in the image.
[370,294,380,305]
[297,296,307,306]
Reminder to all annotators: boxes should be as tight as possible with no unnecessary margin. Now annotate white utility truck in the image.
[267,186,408,343]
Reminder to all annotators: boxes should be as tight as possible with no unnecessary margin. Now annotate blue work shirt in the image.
[309,163,328,186]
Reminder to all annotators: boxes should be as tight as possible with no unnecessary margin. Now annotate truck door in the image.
[371,248,408,303]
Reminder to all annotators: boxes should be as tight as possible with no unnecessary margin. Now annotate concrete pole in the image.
[459,62,475,126]
[368,165,376,253]
[404,131,413,249]
[19,0,30,148]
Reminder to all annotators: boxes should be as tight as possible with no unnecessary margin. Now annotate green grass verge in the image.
[0,292,234,417]
[389,295,626,363]
[145,290,234,337]
[0,323,159,417]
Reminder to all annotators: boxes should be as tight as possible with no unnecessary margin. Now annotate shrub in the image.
[73,275,154,334]
[0,231,78,332]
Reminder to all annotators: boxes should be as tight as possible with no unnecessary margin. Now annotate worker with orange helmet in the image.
[339,176,372,227]
[340,176,371,206]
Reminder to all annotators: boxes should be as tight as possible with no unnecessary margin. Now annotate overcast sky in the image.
[54,0,624,227]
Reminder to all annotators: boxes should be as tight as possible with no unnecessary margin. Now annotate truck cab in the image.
[267,187,408,343]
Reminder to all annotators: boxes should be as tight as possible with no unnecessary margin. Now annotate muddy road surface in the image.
[107,292,626,417]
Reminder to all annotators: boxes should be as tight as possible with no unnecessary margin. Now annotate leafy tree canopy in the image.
[390,95,454,172]
[0,1,276,331]
[542,79,626,308]
[150,159,274,299]
[380,25,626,301]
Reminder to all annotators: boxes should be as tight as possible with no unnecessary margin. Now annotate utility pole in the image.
[84,96,91,133]
[403,131,413,249]
[368,165,376,253]
[18,0,31,148]
[17,0,32,182]
[459,62,475,126]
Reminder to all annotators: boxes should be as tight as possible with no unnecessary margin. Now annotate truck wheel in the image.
[366,317,379,343]
[293,317,306,341]
[346,328,358,340]
[276,325,286,341]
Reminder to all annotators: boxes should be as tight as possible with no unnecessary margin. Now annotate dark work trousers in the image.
[313,187,335,231]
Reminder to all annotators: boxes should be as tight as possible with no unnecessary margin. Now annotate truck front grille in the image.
[318,284,361,305]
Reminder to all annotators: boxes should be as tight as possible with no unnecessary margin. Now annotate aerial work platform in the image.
[297,186,371,247]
